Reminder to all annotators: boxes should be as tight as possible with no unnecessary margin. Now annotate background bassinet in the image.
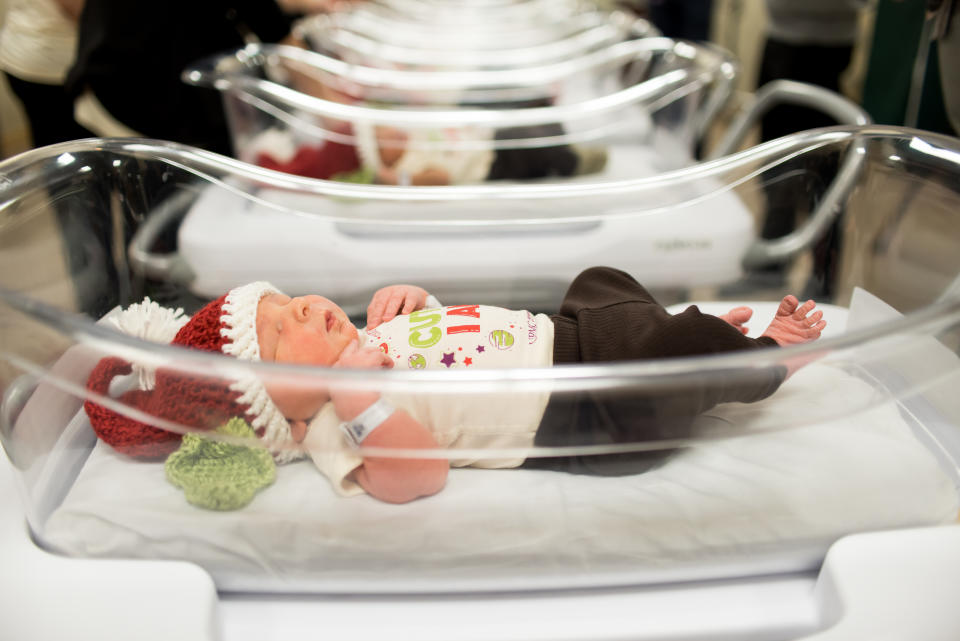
[182,37,742,182]
[1,126,960,640]
[139,62,869,306]
[294,4,657,70]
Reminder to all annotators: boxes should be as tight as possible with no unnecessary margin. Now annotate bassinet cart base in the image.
[3,453,960,641]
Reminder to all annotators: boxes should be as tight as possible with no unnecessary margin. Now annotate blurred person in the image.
[56,1,359,316]
[0,0,92,148]
[862,0,957,136]
[939,1,959,135]
[759,1,867,145]
[754,0,868,297]
[648,0,714,41]
[65,0,305,155]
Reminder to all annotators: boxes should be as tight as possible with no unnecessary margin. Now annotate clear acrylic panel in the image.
[183,38,736,184]
[299,9,654,72]
[1,126,958,593]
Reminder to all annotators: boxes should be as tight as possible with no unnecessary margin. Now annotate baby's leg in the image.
[761,296,826,346]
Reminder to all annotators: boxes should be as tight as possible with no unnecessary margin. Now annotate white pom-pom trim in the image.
[107,297,189,391]
[353,120,382,172]
[221,282,282,361]
[220,281,303,462]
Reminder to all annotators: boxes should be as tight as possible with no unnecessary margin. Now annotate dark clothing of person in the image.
[65,0,296,155]
[755,39,853,296]
[648,0,714,41]
[3,73,92,147]
[758,39,853,152]
[525,266,784,475]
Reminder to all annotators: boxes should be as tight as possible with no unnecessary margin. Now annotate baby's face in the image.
[256,293,358,367]
[256,293,359,421]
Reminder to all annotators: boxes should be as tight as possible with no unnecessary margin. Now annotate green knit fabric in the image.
[331,166,376,184]
[165,417,276,511]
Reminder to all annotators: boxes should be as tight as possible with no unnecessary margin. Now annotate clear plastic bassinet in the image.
[128,81,867,305]
[306,1,612,50]
[0,126,959,597]
[295,5,655,70]
[182,37,737,184]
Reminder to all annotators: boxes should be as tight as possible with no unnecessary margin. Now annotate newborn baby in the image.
[85,267,825,503]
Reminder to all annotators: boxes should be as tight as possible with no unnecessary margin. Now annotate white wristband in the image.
[339,399,395,446]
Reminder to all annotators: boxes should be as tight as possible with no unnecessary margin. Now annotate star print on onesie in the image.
[301,305,555,497]
[360,305,552,371]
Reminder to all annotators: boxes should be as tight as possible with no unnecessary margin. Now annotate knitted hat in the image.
[84,283,301,462]
[165,417,276,511]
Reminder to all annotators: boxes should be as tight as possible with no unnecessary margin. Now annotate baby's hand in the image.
[331,339,393,420]
[334,339,394,370]
[367,285,429,329]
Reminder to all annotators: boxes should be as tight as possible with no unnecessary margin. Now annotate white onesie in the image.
[303,305,554,496]
[353,120,495,185]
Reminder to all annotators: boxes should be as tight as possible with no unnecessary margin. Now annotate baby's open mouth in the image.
[326,314,338,333]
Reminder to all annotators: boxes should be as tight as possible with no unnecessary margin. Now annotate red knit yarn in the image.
[255,142,361,180]
[84,294,252,459]
[171,294,229,352]
[84,357,182,459]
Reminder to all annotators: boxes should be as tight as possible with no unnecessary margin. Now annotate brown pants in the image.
[524,267,784,475]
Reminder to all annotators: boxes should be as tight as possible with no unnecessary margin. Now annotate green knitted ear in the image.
[330,166,376,184]
[165,417,276,511]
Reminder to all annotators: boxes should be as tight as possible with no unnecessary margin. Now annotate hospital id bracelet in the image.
[339,399,396,446]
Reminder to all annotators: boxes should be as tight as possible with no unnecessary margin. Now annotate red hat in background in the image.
[84,282,301,462]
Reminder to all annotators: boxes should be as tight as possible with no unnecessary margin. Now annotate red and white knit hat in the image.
[84,282,301,462]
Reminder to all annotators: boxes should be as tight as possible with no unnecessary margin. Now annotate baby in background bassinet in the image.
[84,266,825,504]
[253,62,609,184]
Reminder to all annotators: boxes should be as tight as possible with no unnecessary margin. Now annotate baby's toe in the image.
[777,295,799,316]
[729,306,753,322]
[793,299,816,318]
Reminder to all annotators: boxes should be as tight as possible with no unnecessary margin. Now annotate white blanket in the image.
[41,356,960,593]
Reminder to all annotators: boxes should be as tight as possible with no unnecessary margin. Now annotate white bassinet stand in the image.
[4,477,958,641]
[171,157,754,303]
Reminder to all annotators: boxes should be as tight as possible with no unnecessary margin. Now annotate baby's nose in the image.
[292,298,313,321]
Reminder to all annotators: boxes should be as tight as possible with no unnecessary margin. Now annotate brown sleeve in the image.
[643,304,785,406]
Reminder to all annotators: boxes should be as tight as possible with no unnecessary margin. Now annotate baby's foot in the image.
[761,295,826,346]
[718,305,753,335]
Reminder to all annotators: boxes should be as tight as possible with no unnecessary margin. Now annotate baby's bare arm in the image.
[350,416,449,503]
[332,340,448,503]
